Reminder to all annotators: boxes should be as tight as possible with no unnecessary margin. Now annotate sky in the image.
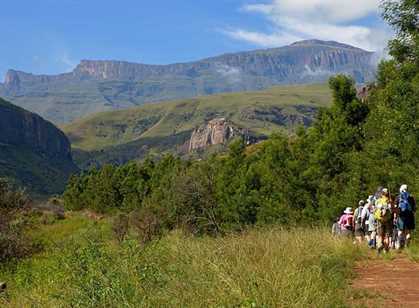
[0,0,392,80]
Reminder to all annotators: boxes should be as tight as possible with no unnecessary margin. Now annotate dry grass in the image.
[0,215,362,307]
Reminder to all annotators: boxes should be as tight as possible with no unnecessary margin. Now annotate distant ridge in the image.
[0,40,376,124]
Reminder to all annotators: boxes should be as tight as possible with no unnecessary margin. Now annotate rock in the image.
[189,118,237,151]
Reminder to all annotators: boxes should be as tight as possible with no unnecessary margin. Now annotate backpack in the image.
[374,206,391,223]
[355,206,364,224]
[399,192,412,212]
[344,215,354,229]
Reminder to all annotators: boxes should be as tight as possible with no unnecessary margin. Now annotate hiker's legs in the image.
[406,230,412,247]
[396,230,404,250]
[354,224,364,243]
[365,231,371,243]
[369,231,377,249]
[376,234,384,251]
[383,234,390,251]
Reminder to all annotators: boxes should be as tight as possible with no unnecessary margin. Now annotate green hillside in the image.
[64,84,332,166]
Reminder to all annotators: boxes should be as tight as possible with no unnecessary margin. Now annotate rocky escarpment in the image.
[0,39,375,124]
[0,98,78,195]
[69,40,375,83]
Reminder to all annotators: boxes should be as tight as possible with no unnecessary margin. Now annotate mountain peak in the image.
[290,39,366,51]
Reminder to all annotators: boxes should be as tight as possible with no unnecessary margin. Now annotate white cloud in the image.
[215,63,242,83]
[56,51,77,71]
[225,29,301,47]
[244,0,379,23]
[226,0,392,52]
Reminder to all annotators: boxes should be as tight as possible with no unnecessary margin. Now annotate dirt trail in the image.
[352,256,419,307]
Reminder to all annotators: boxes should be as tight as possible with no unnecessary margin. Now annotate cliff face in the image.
[0,98,78,195]
[0,99,72,159]
[0,40,376,124]
[69,40,374,83]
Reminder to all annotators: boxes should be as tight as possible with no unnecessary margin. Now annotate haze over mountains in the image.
[0,40,376,124]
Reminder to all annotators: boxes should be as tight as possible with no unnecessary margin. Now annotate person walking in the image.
[396,184,416,248]
[338,207,354,237]
[362,198,376,248]
[374,188,392,253]
[354,200,365,243]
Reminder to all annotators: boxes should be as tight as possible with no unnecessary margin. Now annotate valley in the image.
[63,84,332,168]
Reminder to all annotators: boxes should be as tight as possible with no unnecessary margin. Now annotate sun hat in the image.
[382,188,389,193]
[400,184,408,193]
[344,207,353,214]
[359,200,365,206]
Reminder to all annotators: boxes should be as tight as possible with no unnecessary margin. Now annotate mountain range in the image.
[0,40,376,124]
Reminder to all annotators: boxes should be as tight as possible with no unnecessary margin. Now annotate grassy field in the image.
[63,84,331,152]
[0,213,363,307]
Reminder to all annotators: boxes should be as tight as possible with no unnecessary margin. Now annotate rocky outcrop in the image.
[189,118,237,151]
[0,40,376,124]
[3,70,21,92]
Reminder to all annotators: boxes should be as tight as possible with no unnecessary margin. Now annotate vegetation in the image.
[0,178,33,262]
[0,214,363,307]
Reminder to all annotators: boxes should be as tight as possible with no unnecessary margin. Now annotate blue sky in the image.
[0,0,391,79]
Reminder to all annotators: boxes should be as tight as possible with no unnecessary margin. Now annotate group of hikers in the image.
[333,185,416,253]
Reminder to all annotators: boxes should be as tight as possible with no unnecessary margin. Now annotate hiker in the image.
[353,200,365,243]
[362,197,376,248]
[338,207,354,237]
[332,217,341,236]
[374,188,393,253]
[396,184,417,249]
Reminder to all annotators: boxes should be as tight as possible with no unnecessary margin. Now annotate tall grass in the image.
[0,215,362,307]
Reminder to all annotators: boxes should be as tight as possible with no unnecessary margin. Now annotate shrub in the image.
[0,178,33,262]
[112,213,129,243]
[130,207,162,244]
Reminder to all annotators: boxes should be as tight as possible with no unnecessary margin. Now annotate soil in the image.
[352,255,419,307]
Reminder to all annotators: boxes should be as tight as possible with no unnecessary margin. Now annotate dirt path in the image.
[352,255,419,307]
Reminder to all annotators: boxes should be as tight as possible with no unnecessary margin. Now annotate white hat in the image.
[382,188,389,194]
[344,207,353,214]
[400,184,408,193]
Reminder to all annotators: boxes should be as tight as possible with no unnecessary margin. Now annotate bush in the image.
[130,207,162,244]
[0,178,33,262]
[112,213,129,243]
